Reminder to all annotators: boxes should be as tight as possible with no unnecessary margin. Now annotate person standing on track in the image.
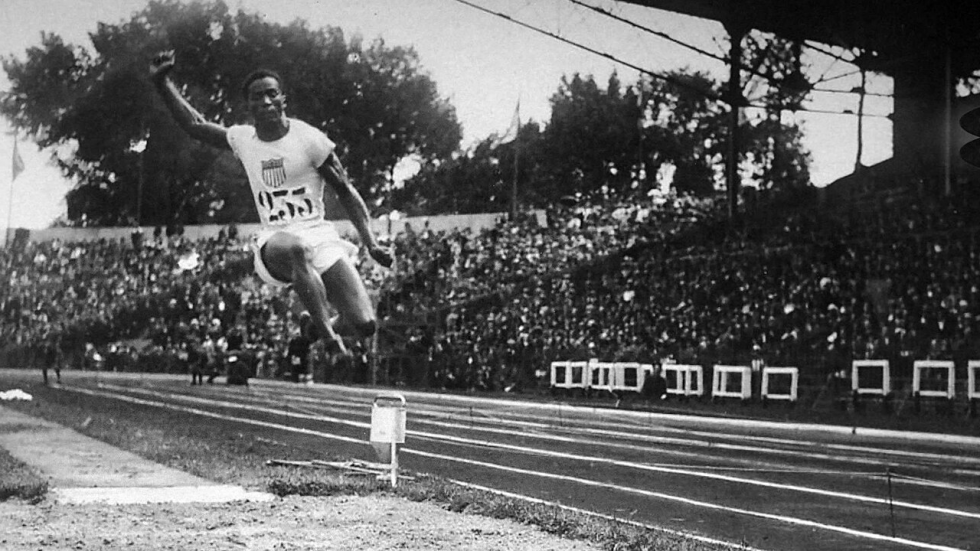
[187,335,205,386]
[149,51,393,361]
[286,313,314,383]
[41,330,63,386]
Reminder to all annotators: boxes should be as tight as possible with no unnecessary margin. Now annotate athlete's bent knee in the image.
[354,319,377,338]
[286,241,312,265]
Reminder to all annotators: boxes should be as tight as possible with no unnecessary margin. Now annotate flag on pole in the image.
[12,138,24,181]
[498,100,520,145]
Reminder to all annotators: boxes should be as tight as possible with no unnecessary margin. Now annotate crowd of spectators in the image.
[397,187,980,393]
[3,182,980,398]
[380,189,721,389]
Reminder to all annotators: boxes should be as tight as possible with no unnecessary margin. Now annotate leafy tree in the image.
[740,114,812,191]
[638,70,727,196]
[537,72,643,199]
[394,64,811,215]
[408,70,729,206]
[392,139,507,215]
[1,0,461,226]
[336,31,814,216]
[736,32,812,190]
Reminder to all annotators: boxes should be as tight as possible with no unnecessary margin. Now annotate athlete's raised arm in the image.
[149,51,230,151]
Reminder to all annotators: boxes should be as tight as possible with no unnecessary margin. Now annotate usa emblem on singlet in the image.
[261,157,286,188]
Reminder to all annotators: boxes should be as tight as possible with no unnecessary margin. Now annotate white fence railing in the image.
[912,360,956,399]
[852,360,891,396]
[550,360,653,394]
[711,365,753,400]
[761,367,799,402]
[662,363,704,397]
[548,358,980,403]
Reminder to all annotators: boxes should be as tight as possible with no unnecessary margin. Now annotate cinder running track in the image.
[18,372,980,551]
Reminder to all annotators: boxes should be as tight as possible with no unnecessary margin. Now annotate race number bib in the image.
[256,186,316,224]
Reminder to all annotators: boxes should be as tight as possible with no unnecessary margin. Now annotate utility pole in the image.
[724,19,748,220]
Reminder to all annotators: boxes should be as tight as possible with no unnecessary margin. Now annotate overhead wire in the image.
[567,0,727,64]
[815,68,863,84]
[450,0,722,101]
[800,41,894,97]
[450,0,893,118]
[803,40,858,66]
[811,86,891,99]
[567,1,894,103]
[809,58,846,88]
[572,0,805,93]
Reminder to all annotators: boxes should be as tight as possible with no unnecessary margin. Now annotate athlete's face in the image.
[246,77,286,125]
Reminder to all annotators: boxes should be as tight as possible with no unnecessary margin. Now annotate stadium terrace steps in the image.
[0,405,273,505]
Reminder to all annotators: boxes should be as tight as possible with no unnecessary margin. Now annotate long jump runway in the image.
[50,373,980,551]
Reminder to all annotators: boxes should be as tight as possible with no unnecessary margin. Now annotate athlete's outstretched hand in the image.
[367,244,394,268]
[149,50,176,81]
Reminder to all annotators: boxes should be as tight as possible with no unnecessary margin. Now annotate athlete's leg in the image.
[320,257,377,340]
[261,231,346,351]
[320,258,376,382]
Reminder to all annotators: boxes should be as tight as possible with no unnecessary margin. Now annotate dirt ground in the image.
[0,494,602,551]
[0,399,602,551]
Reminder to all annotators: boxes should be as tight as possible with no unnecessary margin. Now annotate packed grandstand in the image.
[3,181,980,410]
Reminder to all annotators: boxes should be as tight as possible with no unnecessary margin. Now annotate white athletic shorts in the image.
[252,221,359,288]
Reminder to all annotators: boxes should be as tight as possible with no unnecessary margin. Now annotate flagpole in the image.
[511,134,519,218]
[6,131,20,248]
[4,172,12,248]
[511,102,520,218]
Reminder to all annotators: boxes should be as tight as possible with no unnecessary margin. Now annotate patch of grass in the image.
[3,382,732,551]
[4,385,313,489]
[0,423,44,434]
[0,447,48,503]
[267,471,387,497]
[392,477,713,550]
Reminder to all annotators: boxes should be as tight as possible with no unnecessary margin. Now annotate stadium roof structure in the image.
[619,0,980,196]
[620,0,980,76]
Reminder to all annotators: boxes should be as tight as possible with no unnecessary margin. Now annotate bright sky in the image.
[0,0,892,229]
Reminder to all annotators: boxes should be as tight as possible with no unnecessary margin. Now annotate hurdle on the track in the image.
[969,361,980,400]
[912,360,956,399]
[550,360,589,393]
[588,359,616,393]
[586,360,656,394]
[549,360,654,395]
[711,365,752,400]
[760,366,799,402]
[609,362,655,394]
[969,361,980,417]
[661,363,704,397]
[369,393,406,487]
[851,359,891,396]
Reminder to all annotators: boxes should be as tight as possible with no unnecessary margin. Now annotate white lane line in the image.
[195,381,980,469]
[143,382,980,473]
[427,450,969,551]
[92,383,980,517]
[64,385,968,551]
[122,383,980,494]
[288,382,980,446]
[447,479,770,551]
[95,384,896,474]
[61,387,367,441]
[125,384,899,483]
[406,431,980,520]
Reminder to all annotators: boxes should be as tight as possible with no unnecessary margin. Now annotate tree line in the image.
[2,0,811,227]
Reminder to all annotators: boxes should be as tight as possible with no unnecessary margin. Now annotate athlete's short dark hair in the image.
[241,69,284,99]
